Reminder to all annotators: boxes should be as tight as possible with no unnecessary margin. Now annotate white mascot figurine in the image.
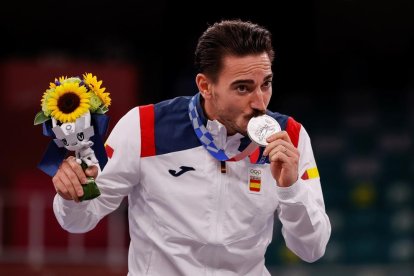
[51,111,100,200]
[51,111,98,167]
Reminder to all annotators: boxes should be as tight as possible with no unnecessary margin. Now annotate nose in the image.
[250,89,266,112]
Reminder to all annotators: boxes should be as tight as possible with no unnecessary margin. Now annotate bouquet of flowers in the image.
[34,73,111,201]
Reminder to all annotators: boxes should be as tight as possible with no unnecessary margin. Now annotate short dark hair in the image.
[194,19,274,82]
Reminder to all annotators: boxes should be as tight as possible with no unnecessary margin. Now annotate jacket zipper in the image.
[208,160,226,275]
[220,161,226,174]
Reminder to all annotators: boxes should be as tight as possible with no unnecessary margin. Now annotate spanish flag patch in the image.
[301,167,319,180]
[249,178,261,192]
[248,167,263,194]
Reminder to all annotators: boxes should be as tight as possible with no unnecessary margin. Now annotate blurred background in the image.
[0,0,413,275]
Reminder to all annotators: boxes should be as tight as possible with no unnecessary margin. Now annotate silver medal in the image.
[247,115,281,146]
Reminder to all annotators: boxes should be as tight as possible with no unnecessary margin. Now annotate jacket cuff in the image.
[275,179,305,202]
[56,194,90,209]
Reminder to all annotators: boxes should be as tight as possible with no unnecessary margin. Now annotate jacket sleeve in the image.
[53,107,142,233]
[275,122,331,263]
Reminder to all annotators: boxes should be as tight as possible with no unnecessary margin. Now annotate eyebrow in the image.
[230,74,273,86]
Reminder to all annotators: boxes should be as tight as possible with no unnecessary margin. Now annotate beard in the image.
[209,89,267,136]
[218,109,266,136]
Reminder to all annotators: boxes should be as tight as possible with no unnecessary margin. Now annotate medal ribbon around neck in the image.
[188,94,257,162]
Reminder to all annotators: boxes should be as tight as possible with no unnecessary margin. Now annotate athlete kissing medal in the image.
[247,115,281,147]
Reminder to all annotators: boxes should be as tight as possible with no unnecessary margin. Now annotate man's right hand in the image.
[52,156,99,202]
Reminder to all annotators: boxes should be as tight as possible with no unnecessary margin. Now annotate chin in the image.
[234,124,248,136]
[224,118,248,136]
[239,130,248,136]
[240,121,249,135]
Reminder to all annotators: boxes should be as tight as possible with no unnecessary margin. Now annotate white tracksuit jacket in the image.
[53,93,331,275]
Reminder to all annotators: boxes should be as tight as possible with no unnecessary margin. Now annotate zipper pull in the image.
[220,161,226,174]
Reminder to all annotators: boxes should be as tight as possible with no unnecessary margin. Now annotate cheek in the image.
[224,102,245,118]
[264,92,272,106]
[216,95,236,112]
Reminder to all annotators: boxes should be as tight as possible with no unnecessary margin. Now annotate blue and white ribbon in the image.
[189,94,257,162]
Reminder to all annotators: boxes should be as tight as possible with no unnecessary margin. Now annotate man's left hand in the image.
[263,131,299,187]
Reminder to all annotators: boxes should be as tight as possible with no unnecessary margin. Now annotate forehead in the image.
[219,53,272,81]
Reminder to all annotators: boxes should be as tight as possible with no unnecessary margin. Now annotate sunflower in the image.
[41,88,54,116]
[47,82,91,123]
[83,73,111,107]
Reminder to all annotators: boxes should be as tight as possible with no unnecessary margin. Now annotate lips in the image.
[247,110,266,120]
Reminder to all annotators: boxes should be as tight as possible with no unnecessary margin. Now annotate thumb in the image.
[85,165,99,178]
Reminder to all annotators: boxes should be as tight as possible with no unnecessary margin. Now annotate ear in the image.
[195,73,212,99]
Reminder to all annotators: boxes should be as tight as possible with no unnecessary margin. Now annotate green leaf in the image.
[94,107,104,114]
[34,111,50,125]
[94,105,109,114]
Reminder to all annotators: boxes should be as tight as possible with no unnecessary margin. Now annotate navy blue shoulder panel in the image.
[266,110,289,130]
[154,96,201,155]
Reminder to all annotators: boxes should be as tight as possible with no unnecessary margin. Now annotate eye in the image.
[238,85,247,92]
[62,138,68,146]
[262,80,272,89]
[77,132,84,141]
[237,85,251,94]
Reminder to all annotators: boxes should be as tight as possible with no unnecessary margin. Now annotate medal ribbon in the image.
[188,94,258,162]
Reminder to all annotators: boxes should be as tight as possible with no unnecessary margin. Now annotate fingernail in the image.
[78,190,84,197]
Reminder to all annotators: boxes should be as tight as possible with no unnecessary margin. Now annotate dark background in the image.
[2,1,413,106]
[0,0,413,275]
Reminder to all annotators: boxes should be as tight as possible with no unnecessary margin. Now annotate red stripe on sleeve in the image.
[139,105,156,157]
[285,117,302,148]
[105,144,114,159]
[249,148,260,163]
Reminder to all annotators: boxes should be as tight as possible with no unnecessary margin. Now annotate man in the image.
[53,19,331,275]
